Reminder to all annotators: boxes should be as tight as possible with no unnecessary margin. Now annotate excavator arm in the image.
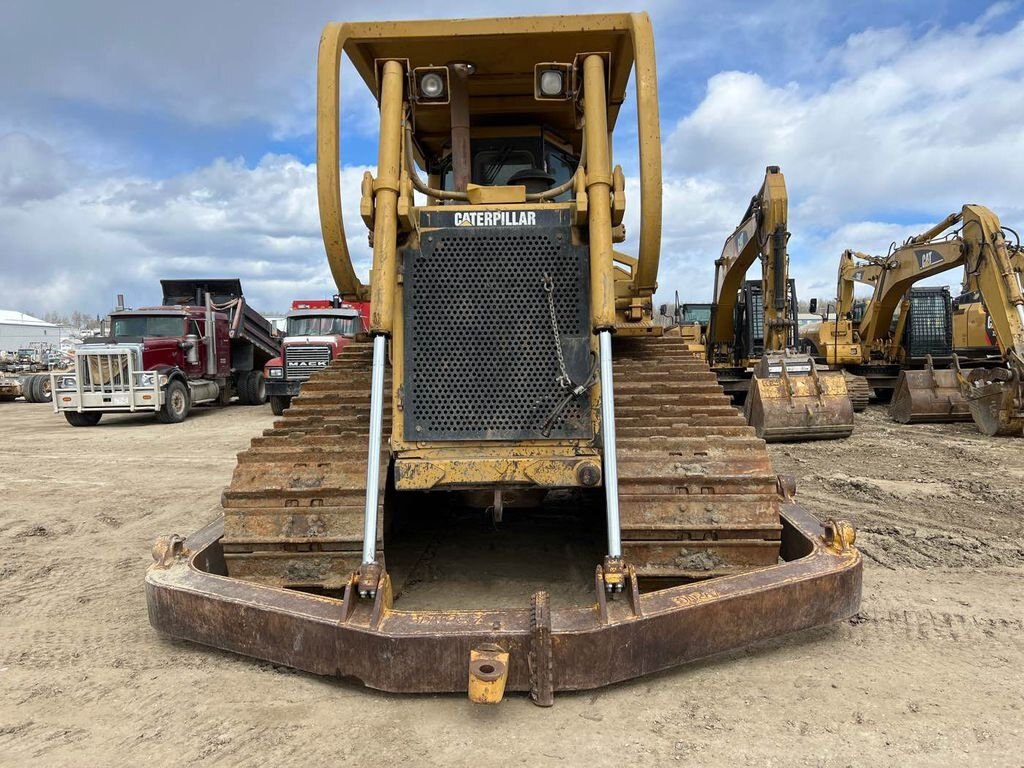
[836,250,884,318]
[858,206,1024,357]
[852,205,1024,433]
[710,166,789,351]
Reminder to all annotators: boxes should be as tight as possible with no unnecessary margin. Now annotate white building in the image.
[0,310,62,353]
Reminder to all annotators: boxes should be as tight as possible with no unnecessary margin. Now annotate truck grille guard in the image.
[146,492,861,705]
[52,345,160,412]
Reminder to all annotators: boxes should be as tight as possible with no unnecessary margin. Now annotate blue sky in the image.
[1,0,1022,315]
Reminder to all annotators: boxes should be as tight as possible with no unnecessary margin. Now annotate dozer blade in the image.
[960,366,1024,436]
[888,367,970,424]
[744,354,854,442]
[146,503,861,702]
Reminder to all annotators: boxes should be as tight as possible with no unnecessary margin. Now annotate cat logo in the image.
[852,269,864,281]
[916,249,944,269]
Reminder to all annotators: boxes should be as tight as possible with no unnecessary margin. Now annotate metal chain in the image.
[543,273,572,389]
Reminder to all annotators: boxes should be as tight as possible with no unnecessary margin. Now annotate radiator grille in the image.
[404,225,591,441]
[285,345,332,380]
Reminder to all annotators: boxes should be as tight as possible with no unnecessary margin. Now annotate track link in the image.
[221,340,389,589]
[613,336,781,580]
[221,335,783,588]
[843,371,871,412]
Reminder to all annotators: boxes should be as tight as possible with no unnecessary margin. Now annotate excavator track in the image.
[843,371,871,412]
[614,336,781,581]
[221,335,783,588]
[221,340,390,589]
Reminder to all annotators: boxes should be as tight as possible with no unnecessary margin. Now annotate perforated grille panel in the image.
[903,287,952,359]
[403,221,591,441]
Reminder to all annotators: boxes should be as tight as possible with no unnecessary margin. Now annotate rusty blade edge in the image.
[145,502,862,695]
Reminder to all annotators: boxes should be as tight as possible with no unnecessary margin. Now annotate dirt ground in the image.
[1,401,1021,767]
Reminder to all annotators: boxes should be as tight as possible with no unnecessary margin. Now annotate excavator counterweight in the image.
[145,14,861,704]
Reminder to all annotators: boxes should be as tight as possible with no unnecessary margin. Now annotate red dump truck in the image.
[264,297,369,415]
[52,279,279,426]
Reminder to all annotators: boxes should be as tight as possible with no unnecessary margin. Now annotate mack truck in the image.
[264,298,369,415]
[52,279,279,426]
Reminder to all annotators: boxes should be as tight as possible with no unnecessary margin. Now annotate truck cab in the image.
[264,299,368,415]
[52,279,278,426]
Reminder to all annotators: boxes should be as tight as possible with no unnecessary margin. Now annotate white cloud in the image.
[0,153,373,315]
[657,13,1024,304]
[2,3,1024,318]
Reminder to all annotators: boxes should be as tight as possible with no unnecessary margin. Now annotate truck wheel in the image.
[22,375,38,402]
[35,375,52,403]
[243,371,267,405]
[270,395,291,416]
[65,411,102,427]
[158,380,191,423]
[235,371,252,405]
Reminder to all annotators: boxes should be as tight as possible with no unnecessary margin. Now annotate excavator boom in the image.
[709,167,853,441]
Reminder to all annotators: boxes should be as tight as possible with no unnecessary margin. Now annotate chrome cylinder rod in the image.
[599,330,622,558]
[362,333,387,565]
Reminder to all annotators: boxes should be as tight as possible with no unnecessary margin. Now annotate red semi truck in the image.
[264,298,368,415]
[51,279,279,426]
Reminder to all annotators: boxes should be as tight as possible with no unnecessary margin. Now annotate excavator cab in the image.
[145,14,861,705]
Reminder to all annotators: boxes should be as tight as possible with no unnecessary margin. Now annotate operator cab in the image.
[431,132,578,198]
[110,312,189,339]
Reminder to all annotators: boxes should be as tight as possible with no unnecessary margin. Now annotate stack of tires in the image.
[21,374,52,403]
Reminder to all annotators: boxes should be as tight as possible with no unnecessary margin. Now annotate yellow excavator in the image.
[808,205,1024,429]
[803,249,961,412]
[659,292,710,353]
[145,13,861,705]
[800,250,884,410]
[707,166,854,441]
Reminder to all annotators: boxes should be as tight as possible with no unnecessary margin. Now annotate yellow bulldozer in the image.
[707,166,854,442]
[145,13,861,705]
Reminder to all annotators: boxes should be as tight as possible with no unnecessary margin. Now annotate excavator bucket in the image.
[745,353,854,442]
[958,365,1024,436]
[888,356,970,424]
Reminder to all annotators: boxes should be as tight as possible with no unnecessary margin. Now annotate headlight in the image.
[413,66,450,104]
[420,73,445,98]
[539,70,564,97]
[58,375,76,389]
[534,63,572,100]
[267,367,284,379]
[139,372,156,387]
